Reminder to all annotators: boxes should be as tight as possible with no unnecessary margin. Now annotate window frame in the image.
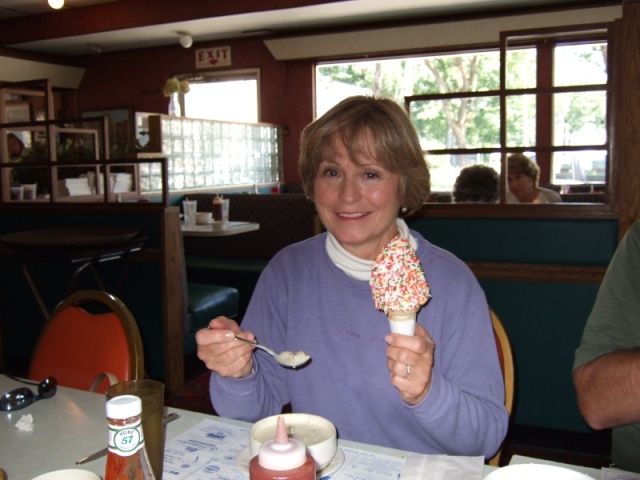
[403,23,615,219]
[315,23,617,220]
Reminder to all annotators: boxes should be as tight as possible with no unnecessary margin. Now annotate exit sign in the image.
[196,47,232,69]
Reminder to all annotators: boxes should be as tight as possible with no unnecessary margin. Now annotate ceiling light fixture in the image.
[48,0,64,9]
[178,31,193,49]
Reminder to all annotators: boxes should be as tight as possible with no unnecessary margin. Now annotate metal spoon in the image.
[235,335,311,368]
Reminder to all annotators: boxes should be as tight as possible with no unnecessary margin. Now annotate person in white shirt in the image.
[506,153,562,204]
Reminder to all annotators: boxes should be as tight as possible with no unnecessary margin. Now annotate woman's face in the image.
[314,134,402,260]
[507,170,534,202]
[8,137,22,156]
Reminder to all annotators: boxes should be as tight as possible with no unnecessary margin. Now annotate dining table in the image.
[0,227,145,319]
[181,220,259,237]
[0,375,604,480]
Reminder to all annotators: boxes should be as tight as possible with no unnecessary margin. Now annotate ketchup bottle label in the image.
[108,421,145,456]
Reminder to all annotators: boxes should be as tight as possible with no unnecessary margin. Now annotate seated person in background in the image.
[574,219,640,473]
[506,153,562,204]
[196,95,508,459]
[7,133,25,160]
[453,164,499,203]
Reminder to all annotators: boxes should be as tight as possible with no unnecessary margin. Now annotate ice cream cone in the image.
[387,309,418,335]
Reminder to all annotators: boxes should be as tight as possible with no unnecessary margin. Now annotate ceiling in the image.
[0,0,605,57]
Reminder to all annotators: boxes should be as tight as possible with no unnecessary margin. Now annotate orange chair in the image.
[28,290,144,393]
[487,308,515,467]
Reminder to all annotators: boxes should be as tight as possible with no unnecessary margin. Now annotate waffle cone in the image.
[387,309,418,335]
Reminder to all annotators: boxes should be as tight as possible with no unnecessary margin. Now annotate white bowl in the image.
[249,413,337,471]
[485,464,595,480]
[31,469,101,480]
[196,212,212,224]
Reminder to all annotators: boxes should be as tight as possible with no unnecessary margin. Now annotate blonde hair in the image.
[299,96,430,216]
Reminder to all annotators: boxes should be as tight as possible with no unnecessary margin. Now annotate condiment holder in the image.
[196,212,212,224]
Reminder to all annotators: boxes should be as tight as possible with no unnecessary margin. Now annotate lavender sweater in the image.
[209,231,508,457]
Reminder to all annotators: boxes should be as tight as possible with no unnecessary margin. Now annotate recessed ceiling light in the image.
[48,0,64,9]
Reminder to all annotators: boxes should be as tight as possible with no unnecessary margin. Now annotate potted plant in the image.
[10,141,46,199]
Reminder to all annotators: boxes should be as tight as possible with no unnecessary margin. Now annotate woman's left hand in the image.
[385,323,435,405]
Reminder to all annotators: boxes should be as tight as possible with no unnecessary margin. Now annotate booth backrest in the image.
[407,215,618,434]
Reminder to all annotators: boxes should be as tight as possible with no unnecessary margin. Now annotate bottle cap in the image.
[258,416,307,470]
[106,395,142,419]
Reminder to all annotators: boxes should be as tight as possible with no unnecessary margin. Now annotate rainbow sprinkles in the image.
[370,235,430,314]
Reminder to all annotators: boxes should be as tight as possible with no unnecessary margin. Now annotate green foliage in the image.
[317,44,605,153]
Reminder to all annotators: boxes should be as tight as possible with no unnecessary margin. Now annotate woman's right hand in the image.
[195,317,256,378]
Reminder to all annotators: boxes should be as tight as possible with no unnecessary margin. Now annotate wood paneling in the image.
[467,261,606,284]
[615,2,640,237]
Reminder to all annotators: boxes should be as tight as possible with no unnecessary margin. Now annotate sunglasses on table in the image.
[0,376,58,412]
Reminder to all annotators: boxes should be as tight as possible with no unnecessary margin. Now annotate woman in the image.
[196,96,508,458]
[507,153,562,204]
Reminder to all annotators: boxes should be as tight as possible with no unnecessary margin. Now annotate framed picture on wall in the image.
[81,107,133,159]
[5,101,31,123]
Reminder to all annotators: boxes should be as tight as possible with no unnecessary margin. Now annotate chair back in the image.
[28,290,144,393]
[487,308,515,467]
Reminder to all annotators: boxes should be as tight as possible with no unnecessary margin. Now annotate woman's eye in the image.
[321,167,338,177]
[364,171,380,179]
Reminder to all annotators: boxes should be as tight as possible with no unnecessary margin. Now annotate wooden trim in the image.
[411,202,615,219]
[467,261,606,284]
[161,206,185,396]
[615,3,640,238]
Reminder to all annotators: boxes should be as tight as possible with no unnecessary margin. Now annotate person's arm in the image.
[573,221,640,430]
[574,348,640,430]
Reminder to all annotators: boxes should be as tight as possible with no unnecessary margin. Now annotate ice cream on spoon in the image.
[370,234,430,335]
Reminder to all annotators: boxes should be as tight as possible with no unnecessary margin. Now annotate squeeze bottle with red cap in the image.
[249,416,315,480]
[212,194,224,221]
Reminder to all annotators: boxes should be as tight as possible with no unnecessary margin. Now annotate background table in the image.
[181,221,259,237]
[0,227,144,318]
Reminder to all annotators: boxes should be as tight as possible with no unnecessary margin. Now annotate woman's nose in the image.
[338,176,361,203]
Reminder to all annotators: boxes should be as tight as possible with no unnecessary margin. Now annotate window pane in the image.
[552,150,607,185]
[428,152,500,193]
[418,51,501,94]
[316,50,500,117]
[505,47,537,89]
[505,94,537,147]
[554,43,607,87]
[410,96,500,150]
[184,79,258,123]
[553,91,606,146]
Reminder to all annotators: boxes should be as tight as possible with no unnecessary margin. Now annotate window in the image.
[137,69,281,194]
[315,25,610,206]
[180,69,260,123]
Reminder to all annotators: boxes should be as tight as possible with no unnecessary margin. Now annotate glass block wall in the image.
[139,115,282,193]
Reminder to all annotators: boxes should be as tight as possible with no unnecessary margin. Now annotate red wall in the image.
[76,37,314,186]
